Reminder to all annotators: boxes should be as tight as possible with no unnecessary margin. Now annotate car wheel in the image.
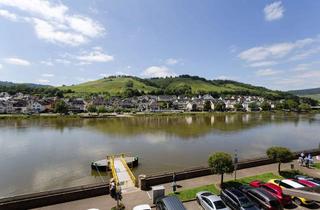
[293,197,302,206]
[196,197,200,204]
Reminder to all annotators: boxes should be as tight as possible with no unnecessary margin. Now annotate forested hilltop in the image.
[58,75,295,100]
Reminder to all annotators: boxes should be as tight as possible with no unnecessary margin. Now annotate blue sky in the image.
[0,0,319,90]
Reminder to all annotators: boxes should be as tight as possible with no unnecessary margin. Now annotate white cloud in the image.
[256,69,281,76]
[33,18,87,46]
[238,38,315,62]
[41,73,54,77]
[0,9,17,21]
[297,70,320,79]
[249,61,277,67]
[76,61,91,66]
[264,1,284,21]
[290,47,320,61]
[217,75,229,80]
[0,0,105,46]
[76,48,114,63]
[67,15,104,38]
[142,66,176,78]
[55,58,71,64]
[99,73,109,77]
[0,64,3,69]
[37,79,50,83]
[4,57,30,66]
[40,60,53,66]
[115,71,129,76]
[264,62,320,90]
[165,58,179,65]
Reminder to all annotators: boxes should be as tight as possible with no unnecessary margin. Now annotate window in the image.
[214,200,227,209]
[274,180,280,184]
[203,197,213,208]
[239,197,254,208]
[279,182,293,188]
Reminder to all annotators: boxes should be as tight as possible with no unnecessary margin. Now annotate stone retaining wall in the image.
[0,183,109,210]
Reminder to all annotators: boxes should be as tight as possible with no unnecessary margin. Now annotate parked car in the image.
[196,191,231,210]
[133,204,152,210]
[220,188,259,210]
[155,196,186,210]
[249,180,292,206]
[296,179,319,187]
[294,175,320,185]
[239,186,283,210]
[268,179,314,206]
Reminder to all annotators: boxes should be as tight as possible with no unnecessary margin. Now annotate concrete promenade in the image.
[34,160,320,210]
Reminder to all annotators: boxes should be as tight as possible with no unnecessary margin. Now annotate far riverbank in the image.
[0,110,319,120]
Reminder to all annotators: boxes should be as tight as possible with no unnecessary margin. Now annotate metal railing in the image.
[108,156,119,185]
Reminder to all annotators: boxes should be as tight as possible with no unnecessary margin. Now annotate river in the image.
[0,112,319,197]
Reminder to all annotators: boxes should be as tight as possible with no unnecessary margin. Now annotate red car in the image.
[295,179,319,187]
[250,181,292,206]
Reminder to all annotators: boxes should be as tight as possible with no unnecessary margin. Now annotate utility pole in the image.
[234,149,238,181]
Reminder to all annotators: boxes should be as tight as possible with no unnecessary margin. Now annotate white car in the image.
[196,191,231,210]
[132,204,151,210]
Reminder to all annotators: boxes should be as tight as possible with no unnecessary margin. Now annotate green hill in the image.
[59,75,293,99]
[60,76,157,95]
[288,87,320,100]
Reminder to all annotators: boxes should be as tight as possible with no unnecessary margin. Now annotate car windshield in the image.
[239,197,254,208]
[214,200,227,209]
[202,192,213,196]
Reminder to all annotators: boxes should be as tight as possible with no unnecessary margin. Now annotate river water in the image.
[0,112,320,197]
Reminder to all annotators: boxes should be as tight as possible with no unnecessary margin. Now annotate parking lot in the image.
[183,200,319,210]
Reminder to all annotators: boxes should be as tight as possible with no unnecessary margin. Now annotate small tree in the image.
[87,105,97,113]
[285,99,299,111]
[248,102,259,111]
[233,103,243,111]
[125,80,134,88]
[260,101,271,111]
[298,103,311,112]
[208,152,234,187]
[214,102,226,112]
[266,147,293,173]
[54,100,68,114]
[203,101,212,111]
[97,105,107,114]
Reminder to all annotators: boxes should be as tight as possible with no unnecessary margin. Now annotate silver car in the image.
[196,191,231,210]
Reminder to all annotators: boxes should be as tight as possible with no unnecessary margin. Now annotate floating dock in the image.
[91,155,138,171]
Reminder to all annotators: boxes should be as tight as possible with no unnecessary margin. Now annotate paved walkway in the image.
[34,161,320,210]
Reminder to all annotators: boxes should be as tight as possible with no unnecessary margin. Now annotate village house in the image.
[12,100,28,113]
[67,98,86,113]
[28,100,45,113]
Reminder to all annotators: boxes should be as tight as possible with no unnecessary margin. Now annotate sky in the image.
[0,0,320,91]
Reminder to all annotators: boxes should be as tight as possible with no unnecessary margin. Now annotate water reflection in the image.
[0,113,320,197]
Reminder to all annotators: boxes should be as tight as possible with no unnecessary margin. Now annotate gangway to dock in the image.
[108,154,137,192]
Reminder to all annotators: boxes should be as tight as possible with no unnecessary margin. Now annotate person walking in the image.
[172,172,177,193]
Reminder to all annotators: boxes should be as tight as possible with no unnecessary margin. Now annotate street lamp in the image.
[234,149,238,181]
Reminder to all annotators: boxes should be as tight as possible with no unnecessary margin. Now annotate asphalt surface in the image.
[183,200,319,210]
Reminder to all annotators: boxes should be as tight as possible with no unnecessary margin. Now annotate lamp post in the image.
[234,149,238,181]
